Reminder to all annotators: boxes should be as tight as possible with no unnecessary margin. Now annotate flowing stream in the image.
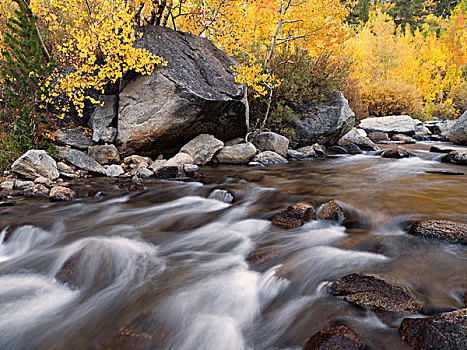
[0,141,466,350]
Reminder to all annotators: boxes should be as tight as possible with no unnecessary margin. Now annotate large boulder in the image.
[55,128,93,150]
[338,128,378,151]
[399,308,467,350]
[65,149,106,175]
[360,115,417,136]
[88,95,118,143]
[286,91,355,147]
[250,132,289,156]
[11,150,60,180]
[448,111,467,145]
[180,134,224,165]
[117,26,248,156]
[216,142,257,164]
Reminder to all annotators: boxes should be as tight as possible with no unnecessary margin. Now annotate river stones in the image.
[49,186,76,202]
[216,142,257,164]
[338,128,379,151]
[448,110,467,145]
[328,273,422,313]
[252,151,288,164]
[303,325,364,350]
[251,131,289,157]
[360,115,416,135]
[11,150,60,180]
[318,200,344,222]
[247,246,280,265]
[441,150,467,166]
[88,145,120,165]
[342,143,362,154]
[368,131,389,143]
[408,220,467,245]
[66,149,106,175]
[272,203,315,228]
[180,134,224,165]
[55,128,93,149]
[165,153,194,166]
[399,308,467,350]
[124,155,152,166]
[391,134,416,143]
[106,164,125,177]
[154,165,184,179]
[23,184,50,198]
[382,147,410,159]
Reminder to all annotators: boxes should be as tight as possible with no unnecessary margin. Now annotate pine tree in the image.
[0,0,50,146]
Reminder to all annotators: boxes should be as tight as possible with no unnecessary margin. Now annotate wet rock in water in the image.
[391,134,416,143]
[318,200,344,222]
[425,170,465,176]
[296,146,317,158]
[399,308,467,350]
[180,134,224,165]
[183,164,199,177]
[312,144,326,156]
[216,142,257,164]
[49,186,76,202]
[34,176,53,187]
[328,145,348,154]
[272,203,315,229]
[338,128,379,151]
[430,145,461,153]
[0,201,15,207]
[328,273,422,313]
[154,165,183,179]
[247,161,264,167]
[129,163,154,178]
[14,180,34,190]
[23,184,50,198]
[250,132,289,157]
[288,149,307,159]
[123,155,152,166]
[247,246,280,265]
[448,110,467,145]
[252,151,288,164]
[148,160,168,172]
[208,189,234,203]
[55,128,93,149]
[382,147,410,159]
[126,183,144,192]
[88,145,120,165]
[441,150,467,166]
[368,131,390,143]
[11,150,60,180]
[303,325,365,350]
[360,115,416,135]
[105,314,170,350]
[165,153,194,166]
[88,95,118,143]
[87,190,105,198]
[408,220,467,245]
[66,149,106,175]
[224,137,245,146]
[106,164,124,177]
[342,143,362,154]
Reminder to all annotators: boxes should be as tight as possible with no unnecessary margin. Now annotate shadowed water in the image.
[0,141,465,350]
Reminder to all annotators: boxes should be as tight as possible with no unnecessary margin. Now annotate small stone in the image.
[382,147,410,159]
[342,143,362,154]
[391,134,416,143]
[216,143,257,164]
[251,132,289,157]
[180,134,224,165]
[318,200,344,221]
[149,159,168,172]
[23,184,50,198]
[166,153,194,166]
[123,155,152,166]
[183,164,199,177]
[224,137,245,146]
[11,150,59,180]
[14,180,34,190]
[154,166,183,179]
[441,151,467,166]
[60,172,79,179]
[296,146,317,157]
[272,203,315,229]
[1,181,15,190]
[57,162,74,173]
[303,325,365,350]
[106,165,125,177]
[127,183,144,192]
[252,151,288,164]
[66,149,106,175]
[368,131,390,143]
[34,176,53,187]
[50,186,76,202]
[208,189,234,203]
[328,145,348,154]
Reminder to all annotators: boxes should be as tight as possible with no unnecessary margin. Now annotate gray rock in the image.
[14,180,34,190]
[342,143,362,154]
[251,132,289,157]
[216,142,257,164]
[180,134,224,165]
[57,162,74,173]
[55,129,93,149]
[149,159,168,172]
[65,149,106,175]
[224,138,245,146]
[247,162,264,167]
[441,150,467,165]
[252,151,288,164]
[328,145,348,154]
[448,111,467,145]
[105,164,124,177]
[11,150,60,180]
[414,120,432,135]
[296,146,317,157]
[312,144,326,156]
[304,325,364,350]
[56,146,71,161]
[287,149,307,159]
[117,26,248,156]
[88,95,117,143]
[123,155,152,166]
[100,127,117,144]
[208,189,234,203]
[129,163,153,178]
[368,131,390,143]
[183,164,199,177]
[287,91,355,147]
[166,153,194,166]
[338,128,379,151]
[34,176,53,187]
[360,115,417,135]
[428,119,456,136]
[1,181,14,190]
[50,186,76,202]
[88,145,120,165]
[356,128,367,137]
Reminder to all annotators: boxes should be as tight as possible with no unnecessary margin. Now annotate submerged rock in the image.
[303,325,365,350]
[399,308,467,350]
[328,273,422,313]
[408,220,467,245]
[55,128,93,149]
[382,147,410,159]
[117,25,248,156]
[216,142,257,164]
[342,143,362,154]
[318,200,344,222]
[208,189,234,203]
[252,151,288,164]
[251,132,289,157]
[180,134,224,165]
[66,149,106,175]
[272,203,315,229]
[11,150,60,180]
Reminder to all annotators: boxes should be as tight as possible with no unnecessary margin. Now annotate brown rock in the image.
[408,220,467,245]
[247,246,280,265]
[399,308,467,350]
[368,131,389,143]
[50,186,76,202]
[127,183,144,192]
[23,184,50,198]
[303,325,365,350]
[382,147,409,159]
[272,203,315,228]
[318,200,344,221]
[328,273,422,313]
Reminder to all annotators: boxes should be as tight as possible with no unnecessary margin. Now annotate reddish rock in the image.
[23,184,50,198]
[50,186,76,202]
[399,308,467,350]
[247,246,279,265]
[382,147,409,159]
[318,200,344,221]
[272,203,315,228]
[408,220,467,245]
[303,325,365,350]
[127,183,144,192]
[328,273,421,313]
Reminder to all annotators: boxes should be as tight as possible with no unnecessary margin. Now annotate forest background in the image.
[1,0,466,169]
